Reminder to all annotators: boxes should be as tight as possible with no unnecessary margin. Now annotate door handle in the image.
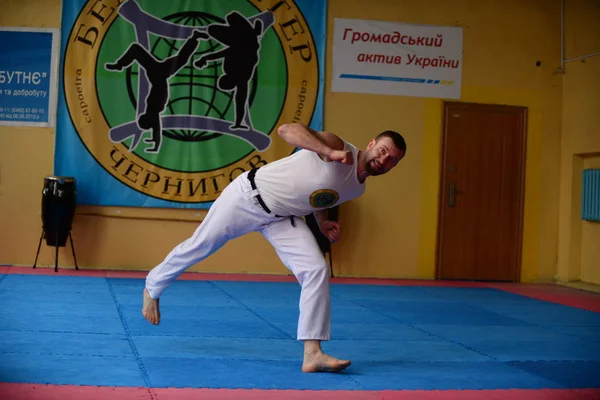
[449,183,456,207]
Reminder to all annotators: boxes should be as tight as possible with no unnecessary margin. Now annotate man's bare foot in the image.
[302,351,351,373]
[142,288,160,325]
[301,340,350,373]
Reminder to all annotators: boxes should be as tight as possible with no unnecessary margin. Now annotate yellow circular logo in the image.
[309,189,340,208]
[62,0,319,203]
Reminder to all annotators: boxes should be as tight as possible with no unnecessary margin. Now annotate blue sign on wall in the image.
[0,27,59,127]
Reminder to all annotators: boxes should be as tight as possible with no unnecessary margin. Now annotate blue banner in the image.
[0,28,59,127]
[55,0,327,209]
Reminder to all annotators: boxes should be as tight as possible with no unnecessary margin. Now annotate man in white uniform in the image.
[142,122,406,373]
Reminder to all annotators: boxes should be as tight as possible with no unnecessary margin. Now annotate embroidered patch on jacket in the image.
[309,189,339,208]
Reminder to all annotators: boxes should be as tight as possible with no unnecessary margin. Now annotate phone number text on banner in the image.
[332,18,463,99]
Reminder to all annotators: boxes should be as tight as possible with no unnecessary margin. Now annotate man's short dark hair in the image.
[376,130,406,156]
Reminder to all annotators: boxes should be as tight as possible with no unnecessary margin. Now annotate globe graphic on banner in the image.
[61,0,321,204]
[123,11,258,143]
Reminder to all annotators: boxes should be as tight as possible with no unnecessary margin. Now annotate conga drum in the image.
[41,176,77,247]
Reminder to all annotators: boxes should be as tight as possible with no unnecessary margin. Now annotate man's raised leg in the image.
[260,217,351,373]
[142,175,260,324]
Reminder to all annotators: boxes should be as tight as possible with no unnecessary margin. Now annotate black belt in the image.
[247,169,295,227]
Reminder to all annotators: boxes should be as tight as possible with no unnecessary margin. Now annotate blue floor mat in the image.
[0,274,599,390]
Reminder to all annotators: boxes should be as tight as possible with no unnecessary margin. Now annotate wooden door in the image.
[437,102,527,282]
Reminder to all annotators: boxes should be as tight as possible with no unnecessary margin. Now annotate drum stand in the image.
[33,228,79,273]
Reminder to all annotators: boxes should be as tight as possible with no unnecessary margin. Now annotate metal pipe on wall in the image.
[560,0,600,71]
[565,52,600,63]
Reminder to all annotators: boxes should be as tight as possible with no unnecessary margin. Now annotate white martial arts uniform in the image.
[145,141,366,340]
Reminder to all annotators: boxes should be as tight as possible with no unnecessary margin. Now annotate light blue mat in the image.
[0,274,599,390]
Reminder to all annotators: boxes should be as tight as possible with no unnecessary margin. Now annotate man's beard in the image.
[365,159,383,176]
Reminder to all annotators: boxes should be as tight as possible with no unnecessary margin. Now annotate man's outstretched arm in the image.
[277,123,352,164]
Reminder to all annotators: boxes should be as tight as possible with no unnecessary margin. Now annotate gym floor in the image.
[1,265,599,399]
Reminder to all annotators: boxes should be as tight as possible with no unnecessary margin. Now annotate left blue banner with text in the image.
[0,27,60,127]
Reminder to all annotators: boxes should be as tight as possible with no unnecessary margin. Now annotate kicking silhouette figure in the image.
[105,30,207,153]
[193,12,263,131]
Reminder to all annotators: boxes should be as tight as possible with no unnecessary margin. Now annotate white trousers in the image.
[145,171,331,341]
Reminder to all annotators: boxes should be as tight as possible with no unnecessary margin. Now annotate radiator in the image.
[582,169,600,222]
